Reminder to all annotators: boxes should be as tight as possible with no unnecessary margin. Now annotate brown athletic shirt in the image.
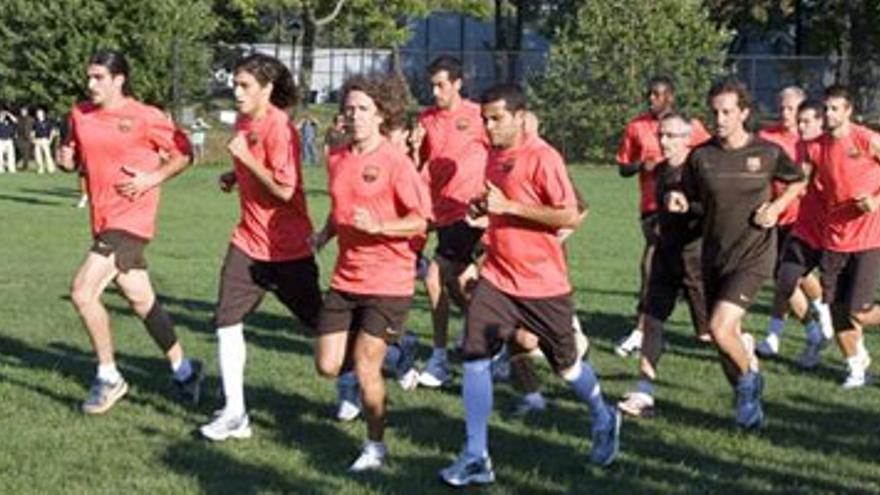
[681,135,804,276]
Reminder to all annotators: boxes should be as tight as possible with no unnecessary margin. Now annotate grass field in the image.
[1,165,878,494]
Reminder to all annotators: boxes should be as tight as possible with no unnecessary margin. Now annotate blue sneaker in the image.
[590,405,621,466]
[439,451,495,487]
[735,371,765,430]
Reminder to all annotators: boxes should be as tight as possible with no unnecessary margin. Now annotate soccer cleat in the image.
[511,393,547,418]
[336,376,362,422]
[842,353,872,389]
[735,371,765,430]
[199,411,252,441]
[590,406,622,467]
[418,357,451,388]
[349,442,387,473]
[811,302,834,340]
[617,391,655,418]
[82,377,129,414]
[614,329,642,358]
[741,333,759,372]
[756,334,780,358]
[395,332,419,391]
[173,359,205,405]
[76,195,89,209]
[797,328,826,369]
[439,451,495,487]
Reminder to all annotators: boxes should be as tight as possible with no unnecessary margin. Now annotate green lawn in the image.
[0,165,878,494]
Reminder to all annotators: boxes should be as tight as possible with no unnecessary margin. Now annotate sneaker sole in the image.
[82,381,129,415]
[200,425,253,441]
[417,373,449,388]
[617,402,655,419]
[440,471,496,487]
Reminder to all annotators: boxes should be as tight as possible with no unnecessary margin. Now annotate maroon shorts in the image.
[704,267,767,311]
[820,248,880,312]
[435,220,485,264]
[214,245,322,329]
[463,278,577,372]
[315,289,411,343]
[90,229,148,272]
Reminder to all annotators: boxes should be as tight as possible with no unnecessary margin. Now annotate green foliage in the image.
[528,0,731,162]
[0,0,217,114]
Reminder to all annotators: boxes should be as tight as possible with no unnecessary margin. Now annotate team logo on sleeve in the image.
[247,131,260,146]
[455,117,470,131]
[117,117,134,133]
[745,156,762,173]
[362,164,380,183]
[848,146,862,158]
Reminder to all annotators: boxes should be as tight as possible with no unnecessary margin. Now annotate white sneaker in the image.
[200,411,252,441]
[756,333,780,358]
[418,357,450,388]
[76,195,88,209]
[336,376,361,422]
[617,391,655,418]
[511,393,547,417]
[349,442,387,472]
[397,367,420,391]
[614,329,642,358]
[812,302,834,340]
[742,333,759,372]
[843,353,872,389]
[395,332,419,391]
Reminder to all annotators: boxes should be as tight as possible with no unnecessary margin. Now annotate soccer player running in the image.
[668,79,806,429]
[618,112,708,418]
[615,76,711,357]
[439,83,620,488]
[414,56,489,388]
[311,73,431,472]
[198,54,322,441]
[806,85,880,388]
[756,87,833,359]
[58,50,202,414]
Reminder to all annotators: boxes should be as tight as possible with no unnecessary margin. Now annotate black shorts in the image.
[820,248,880,312]
[90,229,148,272]
[214,245,322,329]
[435,220,484,264]
[704,267,767,311]
[775,225,793,267]
[778,234,822,277]
[645,242,703,322]
[463,278,576,372]
[316,289,411,342]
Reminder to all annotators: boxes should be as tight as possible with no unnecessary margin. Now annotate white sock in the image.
[637,379,655,396]
[172,358,193,382]
[767,317,785,337]
[463,359,493,458]
[218,323,246,417]
[97,362,122,384]
[563,361,611,425]
[431,347,448,363]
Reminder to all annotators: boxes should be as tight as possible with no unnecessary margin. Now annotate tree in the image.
[0,0,217,116]
[528,0,731,162]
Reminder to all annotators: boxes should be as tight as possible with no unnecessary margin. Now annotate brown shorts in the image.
[463,278,576,372]
[90,229,148,272]
[214,245,322,329]
[315,289,411,342]
[704,267,767,311]
[435,220,485,264]
[820,248,880,312]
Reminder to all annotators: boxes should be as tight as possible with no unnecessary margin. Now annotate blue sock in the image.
[564,361,611,425]
[463,359,493,458]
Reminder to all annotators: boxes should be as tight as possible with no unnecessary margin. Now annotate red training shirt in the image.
[758,124,803,226]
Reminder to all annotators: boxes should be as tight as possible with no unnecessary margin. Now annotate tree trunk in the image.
[300,5,317,107]
[493,0,508,82]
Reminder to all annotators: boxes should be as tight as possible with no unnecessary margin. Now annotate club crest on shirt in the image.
[745,156,762,173]
[455,117,470,132]
[117,117,134,133]
[848,146,862,158]
[246,131,260,146]
[499,160,515,173]
[362,164,380,183]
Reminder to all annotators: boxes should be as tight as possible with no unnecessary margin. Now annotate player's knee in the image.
[70,279,96,310]
[315,355,341,379]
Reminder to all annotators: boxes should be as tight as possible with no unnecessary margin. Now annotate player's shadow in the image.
[20,186,80,199]
[0,192,63,206]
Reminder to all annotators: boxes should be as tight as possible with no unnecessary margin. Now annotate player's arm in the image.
[754,150,807,227]
[116,144,191,199]
[485,181,580,229]
[310,216,337,252]
[854,137,880,212]
[353,208,427,238]
[227,132,294,202]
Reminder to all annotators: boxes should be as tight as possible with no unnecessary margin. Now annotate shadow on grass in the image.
[0,193,64,206]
